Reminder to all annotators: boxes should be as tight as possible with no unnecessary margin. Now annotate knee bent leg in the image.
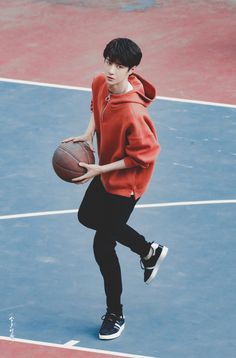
[77,208,98,230]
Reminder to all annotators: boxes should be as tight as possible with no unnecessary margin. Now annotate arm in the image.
[123,115,160,169]
[72,159,126,184]
[72,113,159,184]
[62,113,95,150]
[84,113,96,139]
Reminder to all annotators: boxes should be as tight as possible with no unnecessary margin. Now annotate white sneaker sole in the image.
[145,246,168,285]
[99,323,125,340]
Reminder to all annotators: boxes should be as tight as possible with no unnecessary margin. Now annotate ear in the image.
[128,66,136,75]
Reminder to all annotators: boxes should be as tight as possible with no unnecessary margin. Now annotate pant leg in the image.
[78,176,150,314]
[93,229,122,314]
[78,176,105,230]
[78,176,123,313]
[78,176,150,256]
[100,189,151,257]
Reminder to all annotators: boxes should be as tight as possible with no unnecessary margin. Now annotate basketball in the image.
[52,141,95,182]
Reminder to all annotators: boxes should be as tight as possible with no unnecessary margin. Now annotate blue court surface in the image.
[0,80,236,358]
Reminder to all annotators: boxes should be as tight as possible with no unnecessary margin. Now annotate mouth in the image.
[106,76,115,81]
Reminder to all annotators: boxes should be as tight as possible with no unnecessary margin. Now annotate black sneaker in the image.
[99,312,125,340]
[141,243,168,284]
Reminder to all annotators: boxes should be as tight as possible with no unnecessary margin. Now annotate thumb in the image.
[79,162,89,168]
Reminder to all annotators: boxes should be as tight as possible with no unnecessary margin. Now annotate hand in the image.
[72,162,102,184]
[62,135,94,151]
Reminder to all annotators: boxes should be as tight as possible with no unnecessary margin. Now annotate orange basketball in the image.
[52,141,95,182]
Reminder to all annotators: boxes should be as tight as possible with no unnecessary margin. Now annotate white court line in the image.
[0,209,77,220]
[64,340,80,346]
[1,77,236,108]
[0,77,90,92]
[157,96,236,108]
[0,336,156,358]
[136,199,236,208]
[0,200,235,220]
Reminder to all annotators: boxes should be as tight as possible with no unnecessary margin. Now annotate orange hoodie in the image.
[91,72,160,199]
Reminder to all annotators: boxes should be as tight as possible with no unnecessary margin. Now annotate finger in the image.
[72,173,88,182]
[72,177,83,182]
[72,177,89,184]
[73,180,88,184]
[73,137,85,143]
[61,137,74,143]
[78,162,89,169]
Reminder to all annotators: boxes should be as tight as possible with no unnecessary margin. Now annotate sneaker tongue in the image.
[106,313,117,321]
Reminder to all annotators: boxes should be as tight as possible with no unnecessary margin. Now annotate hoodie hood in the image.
[104,73,156,108]
[129,73,156,105]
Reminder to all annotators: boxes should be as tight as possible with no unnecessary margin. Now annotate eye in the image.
[117,64,124,69]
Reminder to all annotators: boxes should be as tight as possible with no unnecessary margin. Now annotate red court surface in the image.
[0,0,236,104]
[0,337,153,358]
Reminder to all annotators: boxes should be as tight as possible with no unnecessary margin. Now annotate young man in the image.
[63,38,168,340]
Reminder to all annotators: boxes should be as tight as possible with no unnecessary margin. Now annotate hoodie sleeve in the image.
[124,114,160,169]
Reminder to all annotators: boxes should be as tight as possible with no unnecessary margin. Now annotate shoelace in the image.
[101,313,119,323]
[100,313,123,331]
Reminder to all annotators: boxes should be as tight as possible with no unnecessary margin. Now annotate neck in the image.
[108,80,130,94]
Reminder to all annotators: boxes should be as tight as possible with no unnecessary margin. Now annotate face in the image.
[104,58,134,88]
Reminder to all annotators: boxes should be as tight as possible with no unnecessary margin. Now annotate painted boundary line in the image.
[0,336,156,358]
[1,77,236,108]
[0,77,90,92]
[64,340,80,346]
[0,200,236,220]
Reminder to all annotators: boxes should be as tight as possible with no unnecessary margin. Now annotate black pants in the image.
[78,176,150,315]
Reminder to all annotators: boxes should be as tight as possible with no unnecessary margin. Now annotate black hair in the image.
[103,38,142,69]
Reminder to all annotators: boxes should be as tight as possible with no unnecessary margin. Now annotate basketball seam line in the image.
[58,145,83,164]
[59,144,94,165]
[53,147,85,175]
[53,162,83,174]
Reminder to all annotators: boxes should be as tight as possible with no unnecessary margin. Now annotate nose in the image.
[108,64,116,74]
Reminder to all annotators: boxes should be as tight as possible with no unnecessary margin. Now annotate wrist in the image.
[99,165,106,174]
[84,132,94,139]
